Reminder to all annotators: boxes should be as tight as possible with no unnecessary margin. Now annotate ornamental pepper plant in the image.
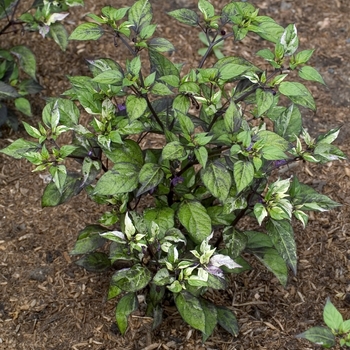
[1,0,346,341]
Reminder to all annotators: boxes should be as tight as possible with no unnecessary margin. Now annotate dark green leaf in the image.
[252,247,288,286]
[49,23,69,51]
[175,292,206,333]
[266,219,297,275]
[41,173,82,207]
[149,49,180,78]
[110,265,152,292]
[167,8,199,26]
[201,161,232,202]
[115,293,138,335]
[148,37,175,53]
[69,23,104,41]
[94,162,139,195]
[11,46,36,80]
[217,306,239,336]
[137,163,164,196]
[128,0,152,32]
[249,21,284,43]
[291,182,340,211]
[177,201,212,244]
[296,327,336,348]
[274,104,302,141]
[75,252,111,272]
[0,80,20,98]
[70,225,107,255]
[104,139,143,166]
[200,298,217,342]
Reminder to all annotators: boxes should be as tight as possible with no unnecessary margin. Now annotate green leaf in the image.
[296,327,336,348]
[279,81,315,110]
[279,24,299,56]
[115,293,138,335]
[256,88,274,116]
[110,265,152,292]
[126,95,148,120]
[49,23,69,51]
[167,9,199,26]
[22,121,40,138]
[298,66,325,85]
[137,163,164,196]
[149,49,180,78]
[175,292,206,333]
[144,207,175,234]
[255,130,289,151]
[15,98,32,117]
[49,165,67,194]
[177,201,212,244]
[291,181,340,211]
[233,160,254,193]
[0,81,20,98]
[200,298,217,342]
[266,219,297,275]
[0,138,38,159]
[92,69,124,85]
[217,306,239,336]
[162,141,186,160]
[173,94,190,116]
[11,46,36,80]
[201,161,232,202]
[245,231,273,249]
[151,82,174,96]
[274,104,302,141]
[323,298,343,331]
[0,0,17,19]
[148,37,175,53]
[252,247,288,286]
[340,319,350,333]
[198,0,215,19]
[45,98,79,127]
[295,49,314,65]
[218,63,249,81]
[94,162,140,195]
[69,23,104,41]
[101,6,130,21]
[261,146,288,160]
[105,140,143,166]
[250,21,284,43]
[314,143,346,162]
[194,146,209,169]
[128,0,152,32]
[41,173,81,207]
[75,252,111,272]
[70,225,106,255]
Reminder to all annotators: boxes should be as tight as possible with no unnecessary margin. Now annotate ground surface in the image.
[0,0,350,349]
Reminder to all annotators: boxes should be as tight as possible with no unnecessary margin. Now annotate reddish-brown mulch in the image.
[1,0,349,349]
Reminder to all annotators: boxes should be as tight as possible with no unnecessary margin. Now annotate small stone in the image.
[29,267,50,282]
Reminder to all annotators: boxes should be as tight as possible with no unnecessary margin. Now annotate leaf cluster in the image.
[0,0,84,134]
[0,0,346,342]
[296,298,350,348]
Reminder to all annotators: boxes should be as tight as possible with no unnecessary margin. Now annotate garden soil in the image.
[1,0,350,349]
